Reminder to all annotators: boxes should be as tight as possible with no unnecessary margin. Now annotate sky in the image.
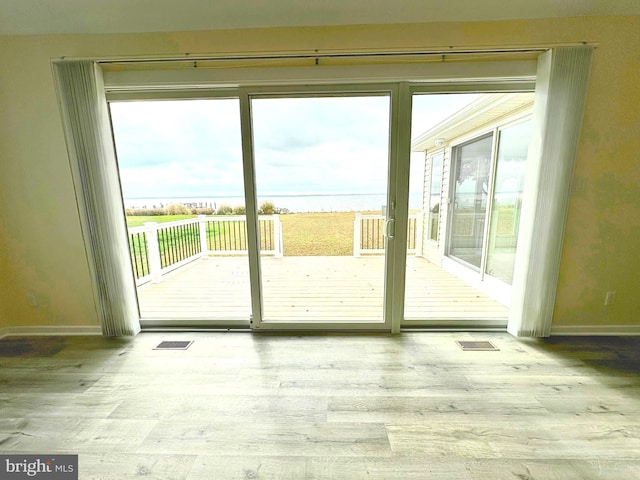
[109,93,480,200]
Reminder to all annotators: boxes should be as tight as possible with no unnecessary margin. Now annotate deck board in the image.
[136,255,509,321]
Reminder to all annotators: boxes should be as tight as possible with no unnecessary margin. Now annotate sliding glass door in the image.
[485,120,532,284]
[249,93,392,325]
[109,87,532,330]
[110,99,252,326]
[447,119,532,288]
[448,134,494,269]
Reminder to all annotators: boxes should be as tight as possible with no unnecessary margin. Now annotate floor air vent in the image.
[154,340,193,350]
[456,340,499,351]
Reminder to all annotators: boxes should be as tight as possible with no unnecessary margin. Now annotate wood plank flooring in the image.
[137,256,509,321]
[1,333,640,479]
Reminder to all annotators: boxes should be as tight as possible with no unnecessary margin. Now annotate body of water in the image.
[125,193,423,213]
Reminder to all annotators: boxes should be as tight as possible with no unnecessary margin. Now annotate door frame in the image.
[100,60,546,334]
[105,81,538,333]
[238,84,401,332]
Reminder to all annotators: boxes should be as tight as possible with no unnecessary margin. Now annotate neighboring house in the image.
[412,93,535,306]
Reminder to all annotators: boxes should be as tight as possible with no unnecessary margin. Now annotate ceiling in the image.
[1,0,639,36]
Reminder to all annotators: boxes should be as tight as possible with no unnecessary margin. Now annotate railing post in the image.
[198,215,208,258]
[273,214,283,258]
[414,213,423,257]
[353,213,362,257]
[144,222,162,283]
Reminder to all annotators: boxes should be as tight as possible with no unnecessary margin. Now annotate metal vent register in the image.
[456,340,499,351]
[154,340,193,350]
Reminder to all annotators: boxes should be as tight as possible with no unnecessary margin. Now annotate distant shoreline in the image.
[124,192,422,213]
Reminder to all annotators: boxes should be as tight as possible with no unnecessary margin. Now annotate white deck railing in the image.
[353,213,422,257]
[128,215,282,286]
[128,212,423,287]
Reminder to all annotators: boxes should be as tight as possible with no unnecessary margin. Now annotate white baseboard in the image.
[0,325,102,339]
[550,324,640,336]
[2,324,637,338]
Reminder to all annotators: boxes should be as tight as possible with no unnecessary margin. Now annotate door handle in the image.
[385,218,395,239]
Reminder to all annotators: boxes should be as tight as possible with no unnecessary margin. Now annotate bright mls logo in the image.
[1,455,77,479]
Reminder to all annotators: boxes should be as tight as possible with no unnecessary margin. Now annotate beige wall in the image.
[0,16,638,331]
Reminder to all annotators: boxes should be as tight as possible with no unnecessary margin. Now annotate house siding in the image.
[420,148,448,266]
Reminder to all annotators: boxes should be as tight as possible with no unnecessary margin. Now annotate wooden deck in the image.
[136,255,509,322]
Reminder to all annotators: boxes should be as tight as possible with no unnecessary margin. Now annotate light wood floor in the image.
[137,256,509,321]
[1,332,640,479]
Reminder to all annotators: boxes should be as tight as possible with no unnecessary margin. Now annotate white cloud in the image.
[110,93,482,201]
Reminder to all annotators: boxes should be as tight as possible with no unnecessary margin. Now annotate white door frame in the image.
[238,84,399,331]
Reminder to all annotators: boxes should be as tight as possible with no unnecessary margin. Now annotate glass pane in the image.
[251,95,390,322]
[449,134,493,269]
[485,120,532,284]
[110,99,251,322]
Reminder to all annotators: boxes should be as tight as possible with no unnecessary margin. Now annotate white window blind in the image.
[54,61,140,336]
[508,46,594,337]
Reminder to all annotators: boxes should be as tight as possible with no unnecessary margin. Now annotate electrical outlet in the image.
[604,291,616,306]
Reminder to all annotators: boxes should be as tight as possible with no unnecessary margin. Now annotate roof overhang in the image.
[411,92,535,152]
